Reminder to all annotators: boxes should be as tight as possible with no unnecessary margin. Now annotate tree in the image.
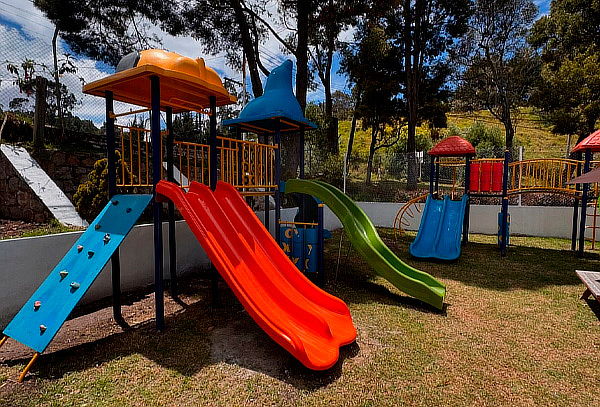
[341,23,405,184]
[34,0,271,97]
[454,0,540,150]
[386,0,471,190]
[528,0,600,142]
[6,58,79,125]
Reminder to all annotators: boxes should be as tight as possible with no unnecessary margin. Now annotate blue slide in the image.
[2,194,151,353]
[409,194,468,261]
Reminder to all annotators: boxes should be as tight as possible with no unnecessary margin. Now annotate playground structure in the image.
[0,49,451,381]
[409,136,475,260]
[395,132,600,256]
[0,50,355,379]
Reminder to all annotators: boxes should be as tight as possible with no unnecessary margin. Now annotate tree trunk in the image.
[280,0,310,181]
[366,126,378,185]
[404,0,419,190]
[345,106,358,167]
[52,27,64,142]
[231,0,263,97]
[33,76,47,152]
[324,34,338,154]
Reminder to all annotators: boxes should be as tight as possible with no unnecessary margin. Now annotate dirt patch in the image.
[0,220,42,239]
[0,273,212,363]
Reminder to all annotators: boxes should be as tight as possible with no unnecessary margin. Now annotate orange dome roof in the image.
[429,136,476,157]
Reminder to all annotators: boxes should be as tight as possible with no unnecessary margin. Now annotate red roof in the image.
[429,136,476,157]
[572,129,600,153]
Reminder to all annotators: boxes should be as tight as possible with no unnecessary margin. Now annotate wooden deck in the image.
[575,270,600,303]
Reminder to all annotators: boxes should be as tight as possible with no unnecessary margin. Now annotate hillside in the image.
[338,109,569,160]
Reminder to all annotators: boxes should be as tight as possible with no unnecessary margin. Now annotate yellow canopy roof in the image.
[83,49,236,113]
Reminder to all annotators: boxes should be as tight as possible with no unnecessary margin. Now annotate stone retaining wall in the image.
[0,151,53,223]
[33,149,104,199]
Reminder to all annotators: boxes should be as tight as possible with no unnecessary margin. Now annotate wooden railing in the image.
[508,158,581,196]
[116,125,153,187]
[115,125,277,194]
[218,136,277,194]
[171,140,210,188]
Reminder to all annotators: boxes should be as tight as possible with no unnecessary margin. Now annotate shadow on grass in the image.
[329,227,600,293]
[4,280,356,390]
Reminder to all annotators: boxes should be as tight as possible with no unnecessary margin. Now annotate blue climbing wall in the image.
[2,194,152,353]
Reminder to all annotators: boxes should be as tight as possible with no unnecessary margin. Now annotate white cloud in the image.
[0,0,344,127]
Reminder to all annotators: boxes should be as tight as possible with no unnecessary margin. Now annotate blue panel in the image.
[409,195,444,258]
[3,194,152,353]
[222,61,316,131]
[292,228,305,270]
[410,194,468,261]
[303,228,318,273]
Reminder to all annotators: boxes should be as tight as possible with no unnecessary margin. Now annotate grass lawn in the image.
[1,230,599,406]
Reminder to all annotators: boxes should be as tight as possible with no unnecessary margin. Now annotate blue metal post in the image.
[462,156,471,245]
[434,158,440,195]
[105,91,124,326]
[317,202,325,286]
[429,155,435,195]
[209,96,217,190]
[166,107,178,298]
[578,149,591,257]
[208,95,219,305]
[150,76,164,331]
[262,133,270,231]
[500,150,510,256]
[274,121,281,245]
[571,152,582,251]
[236,127,243,187]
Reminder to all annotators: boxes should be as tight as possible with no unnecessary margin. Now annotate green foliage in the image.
[5,58,80,119]
[529,0,600,138]
[310,154,344,188]
[465,121,503,157]
[73,152,132,222]
[454,0,540,148]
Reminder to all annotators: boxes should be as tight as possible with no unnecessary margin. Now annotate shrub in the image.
[465,121,503,157]
[73,152,133,221]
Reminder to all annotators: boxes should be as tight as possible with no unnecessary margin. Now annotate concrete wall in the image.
[0,203,587,329]
[350,202,588,239]
[0,207,298,329]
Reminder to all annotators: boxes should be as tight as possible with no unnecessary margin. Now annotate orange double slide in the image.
[156,180,356,370]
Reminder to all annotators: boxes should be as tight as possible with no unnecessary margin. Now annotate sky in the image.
[0,0,551,126]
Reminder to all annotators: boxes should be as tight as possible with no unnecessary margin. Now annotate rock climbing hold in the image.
[95,224,101,230]
[103,233,111,243]
[59,270,68,278]
[70,282,80,289]
[39,325,47,333]
[77,245,84,252]
[126,208,132,213]
[34,301,41,310]
[112,199,119,205]
[88,250,94,258]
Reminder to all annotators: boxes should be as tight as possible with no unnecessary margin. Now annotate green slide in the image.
[284,179,446,310]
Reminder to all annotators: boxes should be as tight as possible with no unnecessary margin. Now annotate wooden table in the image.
[576,270,600,304]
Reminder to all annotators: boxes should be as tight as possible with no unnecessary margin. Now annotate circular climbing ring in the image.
[393,194,428,239]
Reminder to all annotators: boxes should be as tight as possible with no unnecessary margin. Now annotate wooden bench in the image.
[576,270,600,304]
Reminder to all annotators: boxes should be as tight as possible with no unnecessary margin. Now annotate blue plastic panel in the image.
[3,194,151,353]
[410,194,468,261]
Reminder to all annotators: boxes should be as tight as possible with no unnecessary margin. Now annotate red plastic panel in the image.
[491,162,504,192]
[470,162,481,192]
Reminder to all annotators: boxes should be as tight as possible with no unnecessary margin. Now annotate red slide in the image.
[156,180,356,370]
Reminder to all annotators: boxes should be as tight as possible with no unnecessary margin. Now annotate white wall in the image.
[351,202,588,239]
[0,203,587,329]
